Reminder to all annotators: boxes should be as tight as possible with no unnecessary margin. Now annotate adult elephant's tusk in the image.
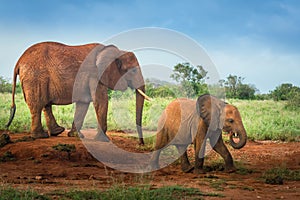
[137,89,152,101]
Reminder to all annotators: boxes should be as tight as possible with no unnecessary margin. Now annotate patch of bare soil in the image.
[0,130,299,199]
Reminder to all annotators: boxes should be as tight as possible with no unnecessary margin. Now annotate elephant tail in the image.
[5,66,18,130]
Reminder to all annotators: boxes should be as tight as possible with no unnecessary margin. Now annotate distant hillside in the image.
[145,78,175,87]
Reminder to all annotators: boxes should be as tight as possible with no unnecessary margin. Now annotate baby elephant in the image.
[150,94,247,173]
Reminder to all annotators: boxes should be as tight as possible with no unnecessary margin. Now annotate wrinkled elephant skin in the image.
[7,42,146,144]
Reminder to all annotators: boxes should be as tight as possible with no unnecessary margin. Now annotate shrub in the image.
[286,89,300,109]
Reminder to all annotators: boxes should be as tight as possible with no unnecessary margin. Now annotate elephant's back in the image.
[16,42,102,104]
[16,42,100,67]
[166,98,197,116]
[157,98,197,132]
[17,42,102,80]
[21,41,100,50]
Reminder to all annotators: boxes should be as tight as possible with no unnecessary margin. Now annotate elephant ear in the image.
[95,45,124,90]
[196,94,225,131]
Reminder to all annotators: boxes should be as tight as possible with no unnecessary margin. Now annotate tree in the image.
[223,74,257,99]
[0,76,22,93]
[0,76,11,93]
[223,75,243,98]
[236,84,256,99]
[287,89,300,109]
[170,63,208,97]
[270,83,299,101]
[270,83,300,109]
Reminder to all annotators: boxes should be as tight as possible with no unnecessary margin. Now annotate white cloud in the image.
[209,40,300,93]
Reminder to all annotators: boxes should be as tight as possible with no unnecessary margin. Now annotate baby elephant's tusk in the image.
[137,89,152,101]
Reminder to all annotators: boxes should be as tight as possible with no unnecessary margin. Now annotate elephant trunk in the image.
[136,85,145,145]
[229,125,247,149]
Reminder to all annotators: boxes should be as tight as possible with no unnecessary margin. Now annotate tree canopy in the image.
[0,76,21,93]
[170,63,208,97]
[0,76,12,93]
[270,83,300,109]
[222,74,257,99]
[270,83,300,101]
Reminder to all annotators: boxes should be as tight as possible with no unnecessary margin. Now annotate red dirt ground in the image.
[0,130,299,199]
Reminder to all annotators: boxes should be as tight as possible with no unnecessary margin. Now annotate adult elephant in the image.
[150,94,247,173]
[6,42,149,144]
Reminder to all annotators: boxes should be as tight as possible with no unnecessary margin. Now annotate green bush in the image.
[0,76,11,93]
[270,83,300,101]
[262,167,300,185]
[286,90,300,109]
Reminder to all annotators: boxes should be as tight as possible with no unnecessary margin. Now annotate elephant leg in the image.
[68,102,89,138]
[68,121,77,137]
[212,136,236,172]
[92,85,110,142]
[194,136,206,174]
[176,145,194,173]
[43,105,65,136]
[150,149,161,170]
[29,107,48,139]
[149,130,166,170]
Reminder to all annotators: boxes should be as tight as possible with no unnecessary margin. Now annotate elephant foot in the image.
[67,129,76,137]
[181,164,194,173]
[149,160,160,171]
[225,166,237,173]
[0,133,12,148]
[32,131,49,139]
[150,164,160,171]
[194,168,206,174]
[50,126,65,136]
[139,138,145,146]
[68,130,85,138]
[94,133,110,142]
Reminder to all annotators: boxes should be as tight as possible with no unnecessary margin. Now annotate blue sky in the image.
[0,0,299,93]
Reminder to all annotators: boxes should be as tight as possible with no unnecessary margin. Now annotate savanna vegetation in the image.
[1,92,299,142]
[0,61,300,142]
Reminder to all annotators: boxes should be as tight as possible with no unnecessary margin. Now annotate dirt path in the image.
[0,131,299,199]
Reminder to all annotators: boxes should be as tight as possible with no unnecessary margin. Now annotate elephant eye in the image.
[115,58,122,69]
[228,118,234,123]
[131,68,138,74]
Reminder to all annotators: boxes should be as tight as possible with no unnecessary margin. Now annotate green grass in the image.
[229,99,300,141]
[0,151,15,162]
[0,187,50,200]
[52,143,76,160]
[0,185,222,200]
[262,167,300,183]
[0,92,171,133]
[1,93,299,141]
[208,179,226,191]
